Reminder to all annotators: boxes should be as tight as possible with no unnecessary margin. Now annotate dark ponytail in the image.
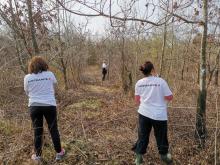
[139,61,154,76]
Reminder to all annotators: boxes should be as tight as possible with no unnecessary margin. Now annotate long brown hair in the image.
[28,56,49,74]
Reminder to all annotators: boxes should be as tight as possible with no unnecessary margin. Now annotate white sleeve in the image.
[51,72,57,84]
[24,76,28,95]
[135,82,141,96]
[162,80,172,96]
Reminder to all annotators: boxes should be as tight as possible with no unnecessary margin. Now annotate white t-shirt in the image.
[102,63,107,69]
[135,76,172,121]
[24,71,57,107]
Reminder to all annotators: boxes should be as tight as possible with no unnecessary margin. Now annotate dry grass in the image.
[0,66,220,165]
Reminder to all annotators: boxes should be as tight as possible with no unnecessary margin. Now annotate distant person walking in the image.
[102,61,108,81]
[132,61,173,165]
[24,56,65,161]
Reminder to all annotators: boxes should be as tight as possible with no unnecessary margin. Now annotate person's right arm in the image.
[135,95,141,105]
[50,72,58,94]
[164,95,173,101]
[162,80,173,102]
[135,81,141,106]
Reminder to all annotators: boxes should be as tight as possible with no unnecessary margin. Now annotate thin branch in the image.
[57,0,168,26]
[172,13,203,24]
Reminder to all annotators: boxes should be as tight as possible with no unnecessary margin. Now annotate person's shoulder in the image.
[46,71,57,80]
[24,74,31,80]
[136,78,146,85]
[45,71,54,75]
[156,77,168,84]
[157,77,164,81]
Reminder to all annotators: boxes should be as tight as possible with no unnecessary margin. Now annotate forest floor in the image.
[0,66,220,165]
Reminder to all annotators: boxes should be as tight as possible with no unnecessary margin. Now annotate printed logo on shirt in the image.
[138,84,160,87]
[28,78,51,83]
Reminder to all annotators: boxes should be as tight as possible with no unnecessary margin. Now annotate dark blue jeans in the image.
[30,106,61,156]
[132,114,169,155]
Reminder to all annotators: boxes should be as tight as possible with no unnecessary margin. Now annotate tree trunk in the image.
[214,50,220,86]
[121,36,128,93]
[57,2,68,90]
[159,16,167,77]
[107,48,112,80]
[208,70,215,86]
[197,63,200,84]
[14,40,28,73]
[27,0,39,55]
[61,58,68,90]
[167,31,174,79]
[215,69,219,86]
[181,59,186,80]
[195,0,208,144]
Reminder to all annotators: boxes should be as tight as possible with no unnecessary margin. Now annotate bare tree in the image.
[0,0,57,71]
[26,0,39,55]
[56,1,68,89]
[195,0,208,143]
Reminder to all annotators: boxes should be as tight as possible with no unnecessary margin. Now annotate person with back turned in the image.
[132,61,173,165]
[24,56,65,161]
[102,60,108,81]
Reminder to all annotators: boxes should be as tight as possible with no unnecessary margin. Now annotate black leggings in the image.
[132,114,169,155]
[30,106,61,156]
[102,68,107,81]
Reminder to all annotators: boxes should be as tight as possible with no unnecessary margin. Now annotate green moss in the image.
[84,111,100,119]
[66,99,102,111]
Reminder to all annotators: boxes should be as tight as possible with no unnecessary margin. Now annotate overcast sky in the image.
[0,0,219,37]
[60,0,152,36]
